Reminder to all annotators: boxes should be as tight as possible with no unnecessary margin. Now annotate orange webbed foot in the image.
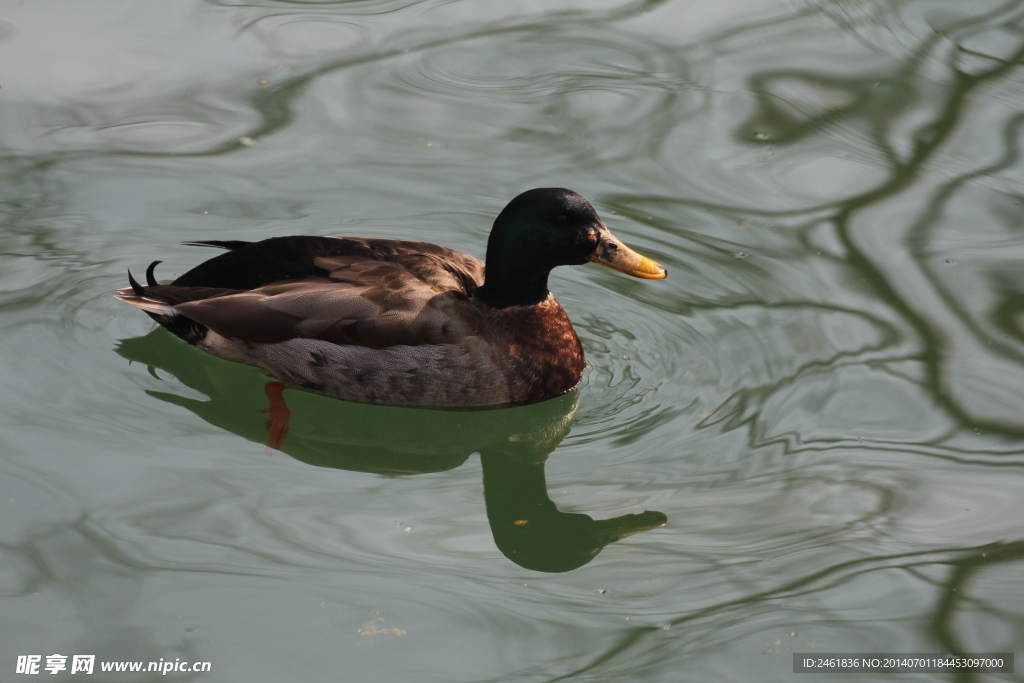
[258,381,291,454]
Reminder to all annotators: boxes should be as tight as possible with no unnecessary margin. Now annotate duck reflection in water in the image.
[117,329,666,573]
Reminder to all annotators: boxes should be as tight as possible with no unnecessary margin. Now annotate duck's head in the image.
[476,188,666,308]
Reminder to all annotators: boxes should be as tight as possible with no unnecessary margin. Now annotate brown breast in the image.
[478,295,585,403]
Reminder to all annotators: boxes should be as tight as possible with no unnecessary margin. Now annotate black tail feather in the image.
[127,269,145,296]
[146,260,162,286]
[181,240,251,251]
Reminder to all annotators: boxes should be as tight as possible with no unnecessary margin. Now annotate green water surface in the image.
[1,1,1023,681]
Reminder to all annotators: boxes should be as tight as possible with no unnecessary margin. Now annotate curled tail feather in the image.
[146,260,162,286]
[116,268,240,345]
[115,272,178,316]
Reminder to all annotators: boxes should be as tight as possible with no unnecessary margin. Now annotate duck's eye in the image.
[555,214,568,225]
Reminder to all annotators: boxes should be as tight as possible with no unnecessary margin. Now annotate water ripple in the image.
[3,0,1024,679]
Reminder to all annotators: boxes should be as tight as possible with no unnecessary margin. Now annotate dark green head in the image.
[474,188,666,308]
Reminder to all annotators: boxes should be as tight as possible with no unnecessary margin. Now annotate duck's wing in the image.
[123,236,488,349]
[170,235,484,293]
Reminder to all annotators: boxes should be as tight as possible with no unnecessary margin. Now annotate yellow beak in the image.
[587,230,667,279]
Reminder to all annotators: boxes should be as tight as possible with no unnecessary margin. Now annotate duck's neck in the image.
[474,261,553,309]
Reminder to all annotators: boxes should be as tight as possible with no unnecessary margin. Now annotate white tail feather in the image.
[114,291,177,316]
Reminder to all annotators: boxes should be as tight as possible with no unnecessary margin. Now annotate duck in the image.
[116,188,666,408]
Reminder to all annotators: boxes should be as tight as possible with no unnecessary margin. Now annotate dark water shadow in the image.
[116,329,666,573]
[928,540,1024,683]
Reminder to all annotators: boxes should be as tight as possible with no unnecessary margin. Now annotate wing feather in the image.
[168,239,486,350]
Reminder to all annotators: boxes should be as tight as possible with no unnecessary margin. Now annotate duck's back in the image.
[171,236,484,295]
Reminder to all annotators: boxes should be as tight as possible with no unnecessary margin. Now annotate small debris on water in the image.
[359,612,406,637]
[754,132,768,140]
[239,137,254,147]
[514,520,528,526]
